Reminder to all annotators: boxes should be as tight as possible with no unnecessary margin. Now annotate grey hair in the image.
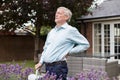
[57,7,72,22]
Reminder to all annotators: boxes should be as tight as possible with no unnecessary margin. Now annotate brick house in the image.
[77,0,120,64]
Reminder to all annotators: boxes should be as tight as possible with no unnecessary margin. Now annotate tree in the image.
[0,0,95,63]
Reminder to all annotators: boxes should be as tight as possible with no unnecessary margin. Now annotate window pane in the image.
[114,23,120,59]
[94,23,101,55]
[104,24,110,56]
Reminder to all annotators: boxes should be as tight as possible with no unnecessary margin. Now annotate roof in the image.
[79,0,120,20]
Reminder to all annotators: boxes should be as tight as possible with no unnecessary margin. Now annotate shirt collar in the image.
[61,23,69,29]
[55,22,68,30]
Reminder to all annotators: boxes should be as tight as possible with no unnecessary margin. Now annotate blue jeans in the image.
[45,61,68,80]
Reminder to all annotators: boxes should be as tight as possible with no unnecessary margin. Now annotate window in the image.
[93,23,102,55]
[114,23,120,59]
[93,22,120,62]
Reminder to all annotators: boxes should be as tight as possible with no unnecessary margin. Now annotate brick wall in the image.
[79,22,93,54]
[67,56,119,78]
[86,22,93,54]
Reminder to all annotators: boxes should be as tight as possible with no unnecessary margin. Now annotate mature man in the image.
[35,6,90,80]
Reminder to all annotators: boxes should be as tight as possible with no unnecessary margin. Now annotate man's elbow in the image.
[85,43,90,50]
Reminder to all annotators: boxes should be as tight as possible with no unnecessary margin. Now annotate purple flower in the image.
[0,63,34,80]
[0,63,111,80]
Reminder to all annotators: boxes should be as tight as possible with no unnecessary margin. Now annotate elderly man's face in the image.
[55,9,69,24]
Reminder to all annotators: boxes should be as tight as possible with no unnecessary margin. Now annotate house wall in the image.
[86,22,93,54]
[79,22,93,54]
[0,35,45,62]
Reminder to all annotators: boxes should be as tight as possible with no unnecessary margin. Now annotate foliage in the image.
[25,25,52,36]
[37,69,118,80]
[0,63,34,80]
[0,0,95,34]
[40,25,52,36]
[0,62,118,80]
[67,69,110,80]
[0,60,35,68]
[37,68,111,80]
[0,0,96,62]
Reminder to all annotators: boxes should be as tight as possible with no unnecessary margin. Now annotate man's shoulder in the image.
[67,25,77,31]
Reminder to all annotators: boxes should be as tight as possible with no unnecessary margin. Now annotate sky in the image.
[96,0,105,5]
[90,0,105,8]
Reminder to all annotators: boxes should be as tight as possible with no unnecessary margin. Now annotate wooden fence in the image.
[0,35,44,62]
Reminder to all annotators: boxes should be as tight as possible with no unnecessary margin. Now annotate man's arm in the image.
[35,63,43,70]
[68,28,90,54]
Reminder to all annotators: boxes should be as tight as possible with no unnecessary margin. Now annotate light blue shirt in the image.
[39,23,90,64]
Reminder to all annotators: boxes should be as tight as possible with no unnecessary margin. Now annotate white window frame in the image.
[93,21,120,63]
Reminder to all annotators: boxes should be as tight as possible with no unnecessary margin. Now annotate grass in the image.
[0,60,35,68]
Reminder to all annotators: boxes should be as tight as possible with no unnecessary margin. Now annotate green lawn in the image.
[0,60,35,68]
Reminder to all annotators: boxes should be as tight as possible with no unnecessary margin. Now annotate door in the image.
[93,21,120,63]
[114,23,120,59]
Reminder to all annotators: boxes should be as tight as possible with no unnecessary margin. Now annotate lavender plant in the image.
[67,69,110,80]
[0,63,117,80]
[38,68,111,80]
[0,63,34,80]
